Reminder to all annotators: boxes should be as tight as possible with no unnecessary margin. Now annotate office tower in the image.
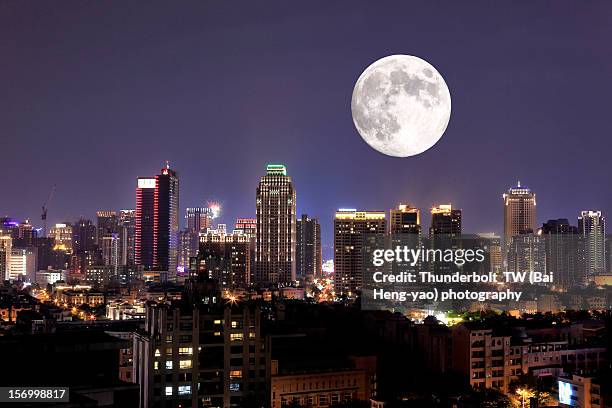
[135,164,180,273]
[540,219,583,289]
[96,211,118,245]
[72,218,98,255]
[177,229,199,273]
[389,203,421,234]
[296,214,322,282]
[101,233,120,274]
[429,204,462,237]
[334,209,386,296]
[477,233,502,274]
[0,235,12,280]
[255,164,296,285]
[119,209,136,266]
[198,227,251,288]
[49,223,73,253]
[12,219,36,247]
[235,218,256,238]
[503,182,536,261]
[507,232,546,274]
[133,300,266,408]
[8,247,37,281]
[185,207,212,233]
[578,210,606,278]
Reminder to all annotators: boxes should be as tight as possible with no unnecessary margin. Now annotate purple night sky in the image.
[2,1,612,257]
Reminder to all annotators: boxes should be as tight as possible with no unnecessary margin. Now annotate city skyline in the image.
[2,2,612,252]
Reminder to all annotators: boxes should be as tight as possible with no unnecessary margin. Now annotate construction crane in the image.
[41,184,56,237]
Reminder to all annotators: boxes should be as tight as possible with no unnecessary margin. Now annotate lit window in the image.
[165,361,173,369]
[154,349,161,357]
[230,333,243,342]
[179,360,192,369]
[179,347,193,355]
[229,370,242,379]
[213,319,222,325]
[231,321,238,328]
[248,332,256,339]
[165,386,173,396]
[178,385,191,395]
[214,331,221,336]
[154,361,159,370]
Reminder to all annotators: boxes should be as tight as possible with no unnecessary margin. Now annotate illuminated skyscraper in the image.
[578,210,606,278]
[296,214,322,282]
[389,203,420,234]
[135,164,180,273]
[198,227,251,288]
[429,204,462,237]
[503,182,536,261]
[0,235,12,280]
[118,209,136,266]
[185,207,212,233]
[541,219,583,288]
[255,164,296,285]
[96,211,118,245]
[334,209,386,297]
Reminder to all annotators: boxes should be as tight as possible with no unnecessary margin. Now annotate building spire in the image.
[517,180,521,188]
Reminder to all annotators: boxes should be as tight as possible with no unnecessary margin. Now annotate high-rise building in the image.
[177,229,199,273]
[197,227,251,288]
[578,210,606,278]
[296,214,322,282]
[334,209,386,297]
[96,211,118,245]
[49,223,73,253]
[135,164,180,273]
[185,207,212,233]
[133,297,267,408]
[429,204,462,237]
[255,164,296,285]
[0,235,12,280]
[541,219,584,289]
[507,232,546,274]
[8,247,37,281]
[100,233,120,274]
[72,218,98,255]
[119,209,136,266]
[389,203,421,234]
[235,218,256,238]
[503,182,536,261]
[477,233,503,274]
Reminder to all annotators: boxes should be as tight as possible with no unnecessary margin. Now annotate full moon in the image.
[351,55,451,157]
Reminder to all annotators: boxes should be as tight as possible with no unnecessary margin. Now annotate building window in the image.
[165,386,172,396]
[230,333,243,342]
[177,385,191,395]
[165,361,173,369]
[154,349,161,357]
[179,347,193,355]
[229,370,242,379]
[154,361,159,370]
[179,360,192,369]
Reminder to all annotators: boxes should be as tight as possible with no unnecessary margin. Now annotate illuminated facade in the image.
[198,227,251,287]
[119,209,136,266]
[389,203,420,234]
[0,235,11,281]
[185,207,212,233]
[255,164,296,285]
[136,164,180,275]
[49,223,73,252]
[333,209,386,297]
[429,204,462,237]
[503,182,536,261]
[578,210,606,279]
[96,210,118,245]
